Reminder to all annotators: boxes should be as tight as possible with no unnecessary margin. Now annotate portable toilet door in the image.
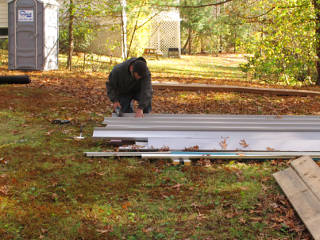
[8,0,59,70]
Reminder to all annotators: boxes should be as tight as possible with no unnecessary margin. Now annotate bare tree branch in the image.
[238,3,308,20]
[151,0,233,9]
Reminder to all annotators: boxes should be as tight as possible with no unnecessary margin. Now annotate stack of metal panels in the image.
[92,114,320,152]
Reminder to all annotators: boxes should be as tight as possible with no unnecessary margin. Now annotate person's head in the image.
[131,60,147,80]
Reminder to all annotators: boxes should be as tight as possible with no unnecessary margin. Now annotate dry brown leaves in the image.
[2,65,320,117]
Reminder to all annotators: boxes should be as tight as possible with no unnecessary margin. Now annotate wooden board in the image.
[291,156,320,202]
[274,167,320,240]
[152,83,320,97]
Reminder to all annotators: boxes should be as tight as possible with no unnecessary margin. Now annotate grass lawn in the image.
[0,53,316,239]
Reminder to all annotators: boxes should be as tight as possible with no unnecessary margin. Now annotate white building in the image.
[0,0,8,38]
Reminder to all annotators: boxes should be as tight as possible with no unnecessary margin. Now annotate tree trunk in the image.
[188,27,192,55]
[200,37,205,53]
[182,33,190,53]
[234,28,237,54]
[67,0,74,71]
[120,0,128,60]
[313,0,320,85]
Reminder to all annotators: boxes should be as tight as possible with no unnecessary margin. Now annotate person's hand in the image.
[135,109,144,118]
[113,102,121,111]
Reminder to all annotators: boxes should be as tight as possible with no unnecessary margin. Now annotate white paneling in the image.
[0,0,8,28]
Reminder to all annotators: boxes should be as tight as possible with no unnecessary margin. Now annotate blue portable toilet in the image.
[8,0,59,70]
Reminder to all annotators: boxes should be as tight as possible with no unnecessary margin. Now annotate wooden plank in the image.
[291,156,320,202]
[152,83,320,97]
[274,167,320,240]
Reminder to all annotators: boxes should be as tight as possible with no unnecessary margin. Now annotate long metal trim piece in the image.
[85,152,171,157]
[95,125,320,132]
[104,119,320,125]
[104,123,320,129]
[92,129,320,140]
[84,151,320,159]
[142,152,320,159]
[111,113,320,119]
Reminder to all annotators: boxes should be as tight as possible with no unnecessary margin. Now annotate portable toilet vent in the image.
[8,0,59,70]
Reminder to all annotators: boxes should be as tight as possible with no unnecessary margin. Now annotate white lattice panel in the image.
[148,9,181,57]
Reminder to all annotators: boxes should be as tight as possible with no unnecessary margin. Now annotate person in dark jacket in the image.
[106,57,153,118]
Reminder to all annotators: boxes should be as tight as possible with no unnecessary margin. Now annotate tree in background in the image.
[312,0,320,85]
[241,0,318,85]
[179,0,251,55]
[60,0,119,70]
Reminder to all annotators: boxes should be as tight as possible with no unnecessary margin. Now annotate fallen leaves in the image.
[239,139,249,148]
[96,225,113,234]
[0,185,9,196]
[219,137,229,150]
[121,201,131,210]
[0,157,8,165]
[185,145,199,151]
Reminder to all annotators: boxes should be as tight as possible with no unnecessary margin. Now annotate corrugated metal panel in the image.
[94,114,320,152]
[109,113,320,119]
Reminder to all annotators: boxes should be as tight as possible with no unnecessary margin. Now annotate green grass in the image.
[0,96,303,239]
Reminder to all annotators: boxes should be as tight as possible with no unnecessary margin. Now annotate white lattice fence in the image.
[149,10,181,57]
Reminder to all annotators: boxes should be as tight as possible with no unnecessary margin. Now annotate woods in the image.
[56,0,320,85]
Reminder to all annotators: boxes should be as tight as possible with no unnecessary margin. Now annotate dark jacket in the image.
[106,57,152,109]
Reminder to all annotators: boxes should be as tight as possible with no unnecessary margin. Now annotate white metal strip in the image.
[110,113,320,119]
[141,152,320,159]
[104,123,320,129]
[104,119,320,125]
[85,152,171,157]
[85,151,320,159]
[92,130,320,151]
[97,125,320,132]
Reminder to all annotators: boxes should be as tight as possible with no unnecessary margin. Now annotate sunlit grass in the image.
[148,55,247,80]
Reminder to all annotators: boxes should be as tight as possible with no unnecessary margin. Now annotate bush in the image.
[0,39,8,50]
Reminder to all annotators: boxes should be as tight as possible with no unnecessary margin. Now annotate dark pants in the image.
[119,93,152,113]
